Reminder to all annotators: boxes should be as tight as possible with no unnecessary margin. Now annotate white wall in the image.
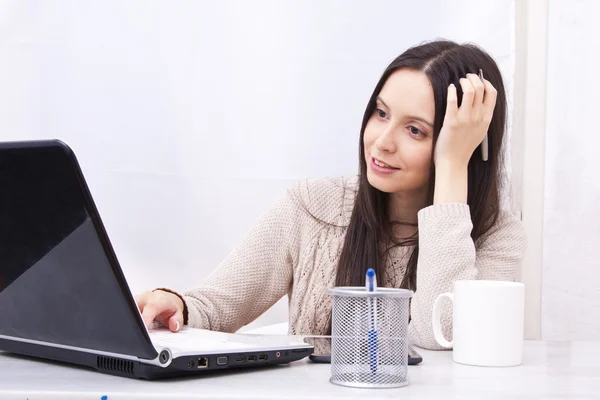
[541,0,600,341]
[0,0,516,331]
[512,0,548,340]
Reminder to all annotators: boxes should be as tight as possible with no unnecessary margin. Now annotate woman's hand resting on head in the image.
[432,73,497,205]
[434,73,497,169]
[135,290,185,333]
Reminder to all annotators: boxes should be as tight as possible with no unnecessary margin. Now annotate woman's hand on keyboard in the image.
[135,290,184,333]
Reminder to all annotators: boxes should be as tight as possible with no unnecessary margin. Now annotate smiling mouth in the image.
[373,157,399,170]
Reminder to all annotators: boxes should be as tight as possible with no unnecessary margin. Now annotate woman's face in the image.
[363,69,435,195]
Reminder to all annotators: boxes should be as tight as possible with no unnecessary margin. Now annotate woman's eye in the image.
[376,108,388,119]
[408,126,424,137]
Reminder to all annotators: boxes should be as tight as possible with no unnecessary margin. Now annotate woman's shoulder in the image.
[477,208,527,253]
[287,176,358,226]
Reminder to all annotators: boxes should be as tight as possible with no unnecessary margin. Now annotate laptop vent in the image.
[97,356,135,376]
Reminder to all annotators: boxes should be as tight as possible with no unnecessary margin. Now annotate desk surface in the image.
[0,341,599,400]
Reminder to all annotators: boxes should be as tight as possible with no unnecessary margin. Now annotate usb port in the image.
[258,354,267,361]
[197,357,209,368]
[235,356,245,363]
[247,355,256,362]
[216,356,228,366]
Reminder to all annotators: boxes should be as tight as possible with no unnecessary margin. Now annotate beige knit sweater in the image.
[181,177,526,350]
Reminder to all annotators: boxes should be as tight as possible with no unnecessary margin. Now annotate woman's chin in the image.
[366,170,426,195]
[366,171,400,193]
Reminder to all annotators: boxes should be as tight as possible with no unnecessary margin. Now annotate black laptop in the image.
[0,139,314,379]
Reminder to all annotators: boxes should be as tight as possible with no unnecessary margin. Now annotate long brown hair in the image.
[335,39,507,291]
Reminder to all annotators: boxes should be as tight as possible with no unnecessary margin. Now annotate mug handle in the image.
[432,292,454,348]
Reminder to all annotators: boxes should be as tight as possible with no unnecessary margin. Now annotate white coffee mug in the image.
[432,280,525,367]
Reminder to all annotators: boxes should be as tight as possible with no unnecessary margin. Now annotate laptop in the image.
[0,139,314,379]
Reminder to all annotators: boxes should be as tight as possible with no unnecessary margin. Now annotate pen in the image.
[366,268,378,373]
[479,68,489,162]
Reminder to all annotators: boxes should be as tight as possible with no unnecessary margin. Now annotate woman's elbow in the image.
[408,323,453,351]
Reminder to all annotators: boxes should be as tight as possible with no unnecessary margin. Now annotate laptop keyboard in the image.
[148,327,258,352]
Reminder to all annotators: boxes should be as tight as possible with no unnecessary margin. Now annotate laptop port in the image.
[216,356,228,366]
[258,354,267,361]
[247,355,256,362]
[197,357,209,368]
[235,356,245,363]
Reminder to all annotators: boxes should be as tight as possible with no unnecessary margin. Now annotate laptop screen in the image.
[0,141,158,360]
[0,145,88,290]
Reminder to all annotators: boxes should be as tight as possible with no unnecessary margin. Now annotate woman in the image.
[135,39,526,350]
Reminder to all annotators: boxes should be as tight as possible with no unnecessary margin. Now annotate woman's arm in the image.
[408,205,526,349]
[181,185,305,333]
[405,72,527,349]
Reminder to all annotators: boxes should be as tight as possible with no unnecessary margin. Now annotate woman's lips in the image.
[370,157,400,174]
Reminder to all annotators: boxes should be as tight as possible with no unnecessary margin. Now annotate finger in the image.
[445,83,458,119]
[167,311,184,333]
[466,73,485,108]
[459,78,475,116]
[141,303,160,329]
[134,291,150,311]
[482,78,498,109]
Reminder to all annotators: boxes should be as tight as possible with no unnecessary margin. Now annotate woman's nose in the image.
[374,126,396,153]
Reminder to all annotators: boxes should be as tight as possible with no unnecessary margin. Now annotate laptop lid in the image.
[0,140,157,361]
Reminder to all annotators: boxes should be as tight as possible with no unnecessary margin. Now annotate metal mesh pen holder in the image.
[329,287,413,388]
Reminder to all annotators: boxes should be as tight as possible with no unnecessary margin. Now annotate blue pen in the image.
[366,268,378,373]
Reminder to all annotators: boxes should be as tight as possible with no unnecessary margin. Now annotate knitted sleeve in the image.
[408,204,527,350]
[181,185,304,333]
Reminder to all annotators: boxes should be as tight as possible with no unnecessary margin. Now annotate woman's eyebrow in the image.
[376,96,390,110]
[376,96,434,128]
[406,115,434,128]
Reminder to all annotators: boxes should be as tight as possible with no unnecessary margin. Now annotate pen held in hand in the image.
[479,68,489,162]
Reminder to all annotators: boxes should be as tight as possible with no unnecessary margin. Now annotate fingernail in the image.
[175,321,180,332]
[449,83,455,87]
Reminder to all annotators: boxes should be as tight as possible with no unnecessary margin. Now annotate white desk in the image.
[0,341,599,399]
